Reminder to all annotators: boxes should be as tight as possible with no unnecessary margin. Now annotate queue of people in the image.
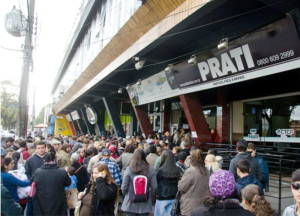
[0,131,299,216]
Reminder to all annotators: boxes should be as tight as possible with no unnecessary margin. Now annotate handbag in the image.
[170,191,181,216]
[29,181,36,197]
[65,188,79,209]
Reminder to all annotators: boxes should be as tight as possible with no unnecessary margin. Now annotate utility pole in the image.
[18,0,35,138]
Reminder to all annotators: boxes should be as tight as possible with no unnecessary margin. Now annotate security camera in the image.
[135,60,145,70]
[217,38,228,51]
[188,55,197,65]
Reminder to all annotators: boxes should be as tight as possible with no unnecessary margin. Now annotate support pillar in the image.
[163,100,171,133]
[217,87,230,142]
[132,105,153,137]
[103,97,126,138]
[179,93,211,145]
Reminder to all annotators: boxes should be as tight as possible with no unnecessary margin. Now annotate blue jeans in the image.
[154,199,175,216]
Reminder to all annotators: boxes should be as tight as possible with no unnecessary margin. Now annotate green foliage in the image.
[35,106,45,124]
[1,81,19,130]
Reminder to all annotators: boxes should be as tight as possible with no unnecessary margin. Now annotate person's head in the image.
[291,169,300,206]
[209,169,236,198]
[242,184,274,216]
[236,139,247,152]
[172,146,180,154]
[70,152,79,163]
[109,145,117,154]
[45,143,55,154]
[177,151,187,162]
[180,141,189,149]
[159,150,180,178]
[237,158,250,177]
[101,148,111,158]
[125,144,135,153]
[205,154,219,173]
[51,139,61,151]
[11,152,20,169]
[247,142,256,157]
[43,152,56,163]
[5,137,15,148]
[19,141,27,149]
[60,144,71,153]
[149,145,157,154]
[130,148,149,175]
[207,148,218,156]
[78,148,85,157]
[1,157,14,172]
[190,149,207,175]
[92,163,115,185]
[65,166,75,176]
[35,141,46,156]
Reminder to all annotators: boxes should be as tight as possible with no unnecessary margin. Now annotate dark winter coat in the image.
[71,162,90,192]
[190,199,255,216]
[90,177,118,216]
[229,152,262,181]
[32,163,71,216]
[236,175,264,197]
[24,154,44,179]
[156,168,180,200]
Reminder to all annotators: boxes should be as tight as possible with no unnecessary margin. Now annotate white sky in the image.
[0,0,82,116]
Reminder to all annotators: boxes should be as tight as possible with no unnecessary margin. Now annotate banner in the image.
[128,16,300,106]
[54,115,73,136]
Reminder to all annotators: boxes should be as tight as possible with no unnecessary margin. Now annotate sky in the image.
[0,0,82,117]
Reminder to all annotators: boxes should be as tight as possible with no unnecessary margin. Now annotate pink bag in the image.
[29,182,36,197]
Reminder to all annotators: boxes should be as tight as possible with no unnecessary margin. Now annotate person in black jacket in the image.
[70,152,89,192]
[155,150,181,216]
[78,163,118,216]
[32,152,71,215]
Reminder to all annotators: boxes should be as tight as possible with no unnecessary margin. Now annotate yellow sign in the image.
[54,115,73,136]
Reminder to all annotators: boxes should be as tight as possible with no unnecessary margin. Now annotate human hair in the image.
[149,145,156,154]
[236,139,247,152]
[11,152,20,170]
[205,154,219,173]
[125,144,135,153]
[173,146,180,154]
[291,168,300,182]
[237,158,250,173]
[207,148,217,156]
[93,163,116,185]
[43,152,56,163]
[70,153,79,163]
[36,140,46,147]
[5,137,15,143]
[65,166,75,176]
[46,143,56,154]
[60,144,70,152]
[1,157,12,172]
[190,149,207,175]
[19,141,27,148]
[242,184,274,216]
[159,150,180,178]
[130,148,149,175]
[247,142,256,150]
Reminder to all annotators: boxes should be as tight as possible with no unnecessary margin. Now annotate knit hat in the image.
[209,169,236,198]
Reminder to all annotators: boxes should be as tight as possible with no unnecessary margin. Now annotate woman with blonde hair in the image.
[242,184,274,216]
[78,163,118,216]
[205,154,220,175]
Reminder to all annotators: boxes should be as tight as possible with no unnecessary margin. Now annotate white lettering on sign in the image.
[198,44,255,81]
[276,129,294,137]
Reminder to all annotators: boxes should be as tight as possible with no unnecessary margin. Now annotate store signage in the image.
[276,129,294,137]
[248,128,259,140]
[85,106,97,125]
[128,16,300,106]
[71,110,80,120]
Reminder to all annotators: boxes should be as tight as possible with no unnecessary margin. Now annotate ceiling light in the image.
[136,79,141,85]
[164,64,173,73]
[217,38,228,51]
[117,88,123,94]
[188,55,197,65]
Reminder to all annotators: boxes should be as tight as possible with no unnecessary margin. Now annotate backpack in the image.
[128,172,149,203]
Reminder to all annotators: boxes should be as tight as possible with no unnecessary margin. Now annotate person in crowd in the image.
[65,166,78,189]
[115,144,135,176]
[32,152,71,215]
[155,150,181,216]
[247,142,269,189]
[97,148,122,187]
[45,143,56,155]
[18,141,30,163]
[172,146,181,161]
[1,157,31,211]
[173,130,181,147]
[207,148,223,168]
[178,148,209,216]
[146,145,158,167]
[205,154,220,175]
[78,163,118,216]
[51,139,62,153]
[282,169,300,216]
[176,151,187,177]
[56,143,72,168]
[184,146,196,168]
[83,147,98,169]
[236,158,264,198]
[109,145,119,159]
[241,184,274,216]
[11,139,20,151]
[4,137,15,149]
[190,169,254,216]
[70,152,89,192]
[180,140,190,156]
[210,128,219,143]
[229,139,261,181]
[78,148,85,164]
[121,148,157,215]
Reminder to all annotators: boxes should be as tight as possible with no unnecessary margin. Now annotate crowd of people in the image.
[1,130,299,216]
